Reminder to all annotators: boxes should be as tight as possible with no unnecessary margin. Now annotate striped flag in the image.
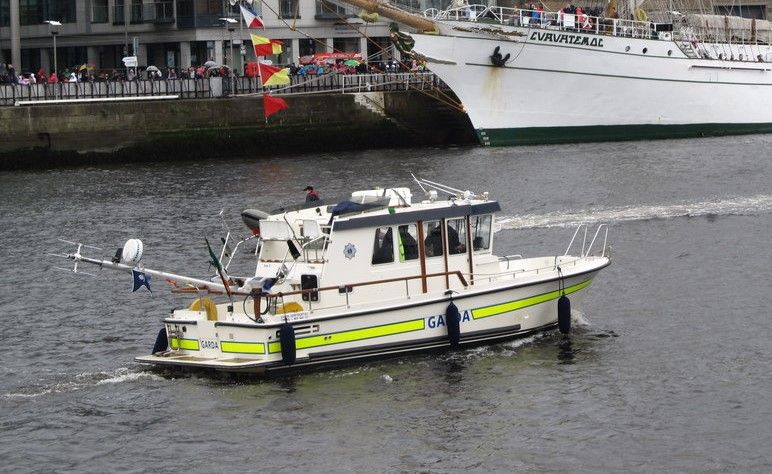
[240,4,264,29]
[263,93,288,118]
[251,34,283,56]
[258,63,290,86]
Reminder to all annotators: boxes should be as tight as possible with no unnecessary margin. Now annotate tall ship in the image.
[346,0,772,145]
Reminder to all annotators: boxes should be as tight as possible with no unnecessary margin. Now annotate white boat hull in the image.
[413,24,772,145]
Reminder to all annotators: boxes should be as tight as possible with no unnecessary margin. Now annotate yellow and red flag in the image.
[258,63,290,86]
[251,35,283,56]
[263,93,288,118]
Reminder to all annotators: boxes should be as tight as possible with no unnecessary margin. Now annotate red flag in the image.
[263,93,288,118]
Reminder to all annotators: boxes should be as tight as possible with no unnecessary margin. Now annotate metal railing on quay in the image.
[2,79,215,105]
[225,72,443,96]
[2,73,443,106]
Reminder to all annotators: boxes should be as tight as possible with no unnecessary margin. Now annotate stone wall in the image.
[0,92,476,169]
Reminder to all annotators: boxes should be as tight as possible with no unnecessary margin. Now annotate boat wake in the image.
[495,194,772,230]
[3,367,165,400]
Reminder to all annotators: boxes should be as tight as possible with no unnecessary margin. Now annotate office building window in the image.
[92,0,108,23]
[0,1,9,27]
[197,0,223,15]
[280,0,298,18]
[20,0,77,25]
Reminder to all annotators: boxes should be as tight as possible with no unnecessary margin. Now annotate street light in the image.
[219,17,237,72]
[44,20,61,77]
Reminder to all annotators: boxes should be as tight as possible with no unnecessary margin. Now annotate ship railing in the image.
[563,224,608,258]
[471,255,589,284]
[426,5,653,39]
[254,270,469,313]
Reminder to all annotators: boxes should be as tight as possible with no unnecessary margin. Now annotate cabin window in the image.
[397,224,419,261]
[472,215,492,252]
[423,221,444,257]
[372,227,394,264]
[447,218,467,254]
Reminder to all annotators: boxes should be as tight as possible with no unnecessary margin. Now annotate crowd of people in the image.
[1,57,425,86]
[0,59,241,86]
[286,59,425,77]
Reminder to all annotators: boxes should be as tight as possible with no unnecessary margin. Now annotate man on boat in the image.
[304,186,320,202]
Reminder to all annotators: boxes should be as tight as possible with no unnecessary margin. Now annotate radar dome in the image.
[121,239,144,265]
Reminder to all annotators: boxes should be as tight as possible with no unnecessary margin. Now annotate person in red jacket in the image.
[304,186,320,202]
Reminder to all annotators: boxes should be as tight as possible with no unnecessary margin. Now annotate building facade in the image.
[0,0,397,74]
[2,0,770,74]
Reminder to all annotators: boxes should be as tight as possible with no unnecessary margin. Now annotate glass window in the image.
[92,0,108,23]
[423,221,443,258]
[280,0,298,18]
[472,215,492,252]
[53,0,76,22]
[372,227,394,265]
[447,218,467,255]
[195,0,222,15]
[317,0,354,17]
[397,224,419,262]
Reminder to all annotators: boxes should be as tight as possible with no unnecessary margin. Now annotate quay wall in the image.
[0,92,476,169]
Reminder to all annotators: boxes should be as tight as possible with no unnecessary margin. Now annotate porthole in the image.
[642,47,648,54]
[667,50,673,56]
[625,46,630,52]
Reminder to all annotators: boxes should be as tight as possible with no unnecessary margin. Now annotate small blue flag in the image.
[132,268,152,293]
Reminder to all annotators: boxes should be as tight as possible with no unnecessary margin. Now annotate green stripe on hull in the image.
[477,123,772,146]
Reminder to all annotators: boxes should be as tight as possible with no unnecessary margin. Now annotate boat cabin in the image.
[246,187,501,319]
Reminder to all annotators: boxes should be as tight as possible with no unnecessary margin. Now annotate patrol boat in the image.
[60,178,610,374]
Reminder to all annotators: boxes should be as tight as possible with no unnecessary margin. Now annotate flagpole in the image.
[257,51,267,123]
[239,1,244,75]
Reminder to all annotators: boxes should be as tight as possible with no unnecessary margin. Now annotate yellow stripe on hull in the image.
[269,318,426,353]
[472,279,592,319]
[221,341,266,354]
[170,337,200,351]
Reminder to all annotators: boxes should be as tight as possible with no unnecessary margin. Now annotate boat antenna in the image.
[411,173,428,196]
[415,177,475,199]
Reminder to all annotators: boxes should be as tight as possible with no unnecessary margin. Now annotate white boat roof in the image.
[331,197,500,231]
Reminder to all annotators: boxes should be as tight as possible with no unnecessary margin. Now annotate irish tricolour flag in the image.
[240,4,264,29]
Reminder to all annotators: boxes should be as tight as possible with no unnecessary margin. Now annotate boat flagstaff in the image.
[58,177,611,374]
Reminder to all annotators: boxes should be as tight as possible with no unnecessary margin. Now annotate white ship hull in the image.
[413,22,772,145]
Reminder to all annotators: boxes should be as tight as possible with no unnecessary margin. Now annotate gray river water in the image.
[1,136,771,472]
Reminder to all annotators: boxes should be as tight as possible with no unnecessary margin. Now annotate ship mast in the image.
[338,0,437,32]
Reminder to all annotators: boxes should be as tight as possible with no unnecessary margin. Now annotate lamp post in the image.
[219,17,238,73]
[44,20,61,78]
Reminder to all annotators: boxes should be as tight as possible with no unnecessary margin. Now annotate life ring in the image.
[634,8,647,22]
[190,297,218,321]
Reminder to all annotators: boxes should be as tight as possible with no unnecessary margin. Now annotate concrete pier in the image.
[0,91,476,169]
